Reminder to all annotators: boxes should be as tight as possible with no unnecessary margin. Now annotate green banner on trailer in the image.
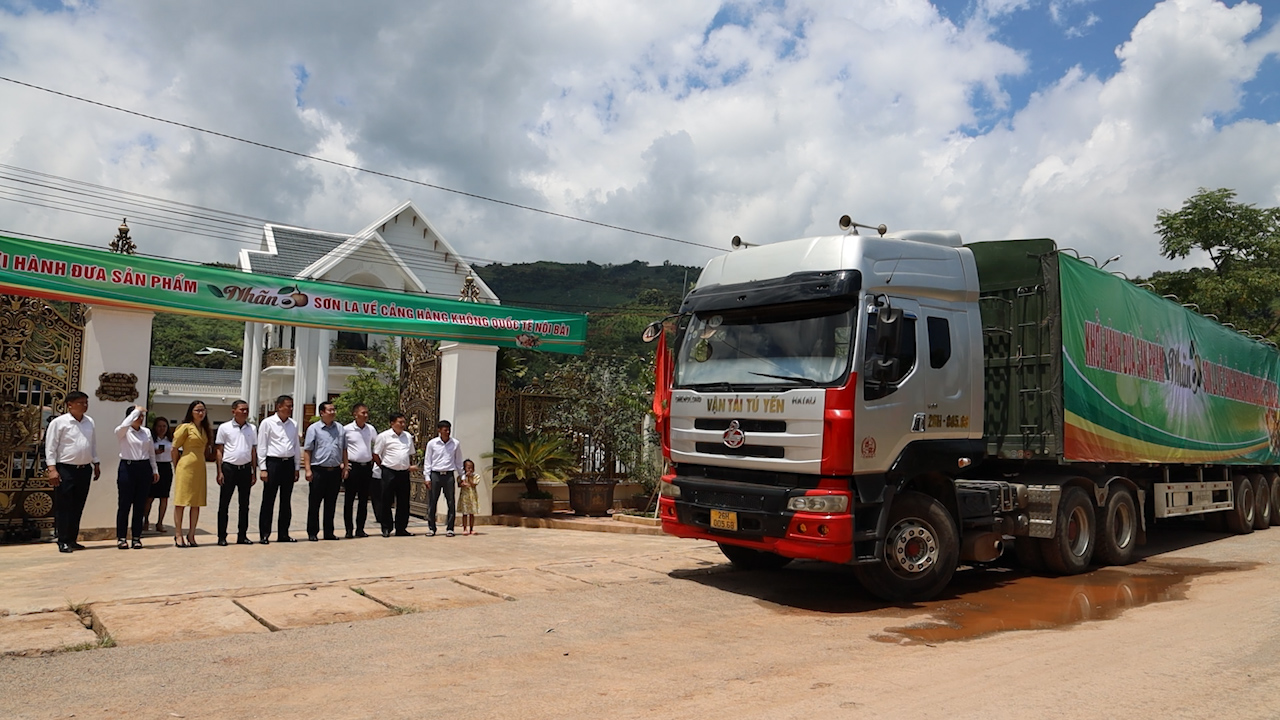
[0,234,587,354]
[1059,253,1280,464]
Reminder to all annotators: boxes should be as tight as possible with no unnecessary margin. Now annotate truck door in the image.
[857,299,974,475]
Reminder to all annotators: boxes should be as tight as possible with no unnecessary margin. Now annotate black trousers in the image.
[54,463,92,546]
[428,470,456,532]
[344,462,374,533]
[259,457,296,541]
[217,462,254,541]
[306,465,342,538]
[116,459,151,540]
[380,467,410,533]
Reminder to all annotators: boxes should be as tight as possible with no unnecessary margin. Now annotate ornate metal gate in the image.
[0,296,85,542]
[399,337,440,516]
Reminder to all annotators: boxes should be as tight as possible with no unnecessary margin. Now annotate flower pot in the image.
[518,497,555,517]
[567,476,617,517]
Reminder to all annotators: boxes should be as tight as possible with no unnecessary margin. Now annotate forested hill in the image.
[474,259,699,314]
[150,259,702,369]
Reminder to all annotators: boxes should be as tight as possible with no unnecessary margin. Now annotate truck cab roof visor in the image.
[681,270,861,314]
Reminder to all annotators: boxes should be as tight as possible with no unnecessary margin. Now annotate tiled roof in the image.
[149,367,243,397]
[246,227,349,278]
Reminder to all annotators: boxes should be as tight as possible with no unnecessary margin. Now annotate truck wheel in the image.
[1251,474,1271,530]
[1269,472,1280,527]
[1226,475,1255,535]
[717,542,792,570]
[1014,537,1045,572]
[1039,486,1096,575]
[854,492,958,602]
[1095,486,1138,566]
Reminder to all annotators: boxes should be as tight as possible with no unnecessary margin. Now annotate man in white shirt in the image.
[215,400,258,546]
[256,394,301,544]
[373,412,418,537]
[44,391,100,553]
[342,403,379,538]
[424,419,463,537]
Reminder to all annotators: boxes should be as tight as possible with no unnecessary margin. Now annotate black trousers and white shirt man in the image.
[342,403,379,538]
[215,400,258,546]
[424,419,463,537]
[256,394,301,544]
[45,391,100,553]
[373,412,417,537]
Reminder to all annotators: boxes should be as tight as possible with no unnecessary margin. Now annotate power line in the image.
[0,74,723,251]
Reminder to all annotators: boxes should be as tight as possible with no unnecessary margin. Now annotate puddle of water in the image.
[873,559,1255,645]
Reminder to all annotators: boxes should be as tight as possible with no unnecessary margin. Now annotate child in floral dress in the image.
[458,458,479,535]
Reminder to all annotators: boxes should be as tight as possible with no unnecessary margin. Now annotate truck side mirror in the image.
[875,306,904,357]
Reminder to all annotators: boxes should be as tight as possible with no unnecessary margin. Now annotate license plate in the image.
[710,509,738,531]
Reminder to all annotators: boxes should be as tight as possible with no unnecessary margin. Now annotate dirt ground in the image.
[4,521,1280,720]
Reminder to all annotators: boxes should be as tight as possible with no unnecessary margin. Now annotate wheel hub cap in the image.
[888,520,938,574]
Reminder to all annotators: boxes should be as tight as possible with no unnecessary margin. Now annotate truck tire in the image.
[1095,486,1138,566]
[717,542,792,570]
[1226,475,1255,535]
[854,492,958,602]
[1014,537,1045,572]
[1251,474,1271,530]
[1039,486,1096,575]
[1269,472,1280,527]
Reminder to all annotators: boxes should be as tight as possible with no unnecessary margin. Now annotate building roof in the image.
[240,226,351,278]
[149,367,243,397]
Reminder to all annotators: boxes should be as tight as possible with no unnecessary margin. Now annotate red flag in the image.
[653,327,673,457]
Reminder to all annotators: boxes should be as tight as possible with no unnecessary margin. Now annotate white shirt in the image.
[154,436,171,464]
[256,413,301,471]
[344,421,378,463]
[425,436,462,473]
[115,408,159,474]
[216,419,258,466]
[374,429,415,470]
[45,412,98,467]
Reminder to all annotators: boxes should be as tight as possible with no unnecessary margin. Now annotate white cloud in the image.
[0,0,1275,283]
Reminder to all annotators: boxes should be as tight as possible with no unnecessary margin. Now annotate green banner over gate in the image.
[0,234,587,354]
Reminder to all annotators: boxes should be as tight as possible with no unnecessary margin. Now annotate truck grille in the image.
[694,442,785,459]
[693,418,787,433]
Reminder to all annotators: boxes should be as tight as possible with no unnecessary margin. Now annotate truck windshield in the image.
[674,300,855,389]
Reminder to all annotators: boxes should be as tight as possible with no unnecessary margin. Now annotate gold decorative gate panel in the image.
[399,338,440,516]
[0,296,85,542]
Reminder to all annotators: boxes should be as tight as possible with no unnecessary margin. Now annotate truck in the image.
[646,218,1280,602]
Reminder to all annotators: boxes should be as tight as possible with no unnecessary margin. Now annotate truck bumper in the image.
[658,495,854,565]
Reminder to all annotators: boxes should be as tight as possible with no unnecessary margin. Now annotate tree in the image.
[1147,188,1280,341]
[331,343,401,426]
[150,313,246,369]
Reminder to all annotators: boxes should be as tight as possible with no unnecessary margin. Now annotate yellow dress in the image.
[172,423,208,507]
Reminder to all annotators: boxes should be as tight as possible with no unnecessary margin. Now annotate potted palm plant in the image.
[485,434,579,517]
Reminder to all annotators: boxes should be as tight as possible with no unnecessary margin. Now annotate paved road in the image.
[4,520,1280,719]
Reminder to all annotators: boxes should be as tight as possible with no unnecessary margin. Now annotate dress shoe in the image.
[217,538,229,547]
[237,538,255,546]
[381,530,390,538]
[259,538,270,545]
[278,536,298,543]
[355,530,368,538]
[324,534,340,541]
[117,539,128,550]
[71,542,87,550]
[396,530,414,537]
[58,543,73,553]
[308,535,319,542]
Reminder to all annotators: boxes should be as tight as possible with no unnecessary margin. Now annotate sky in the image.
[0,0,1277,280]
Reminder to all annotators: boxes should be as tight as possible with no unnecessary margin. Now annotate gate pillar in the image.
[78,305,154,538]
[438,342,496,517]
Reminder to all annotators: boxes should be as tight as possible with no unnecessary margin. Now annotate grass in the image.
[390,605,419,615]
[351,587,367,596]
[61,634,115,653]
[65,598,89,615]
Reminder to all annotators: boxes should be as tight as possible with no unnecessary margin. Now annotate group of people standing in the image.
[43,391,480,553]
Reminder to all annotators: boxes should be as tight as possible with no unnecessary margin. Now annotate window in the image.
[864,311,917,400]
[926,316,951,369]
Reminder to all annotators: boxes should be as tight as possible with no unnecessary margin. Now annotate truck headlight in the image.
[787,495,848,513]
[659,482,681,499]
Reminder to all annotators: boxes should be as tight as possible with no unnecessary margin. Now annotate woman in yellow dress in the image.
[170,401,212,547]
